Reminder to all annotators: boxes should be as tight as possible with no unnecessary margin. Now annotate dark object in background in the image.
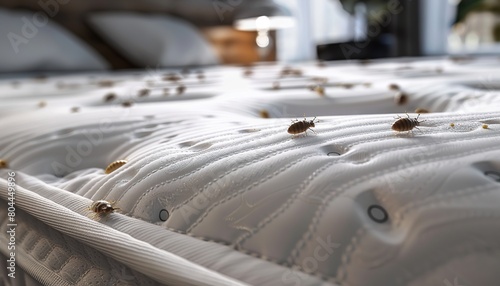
[318,0,420,60]
[317,39,390,61]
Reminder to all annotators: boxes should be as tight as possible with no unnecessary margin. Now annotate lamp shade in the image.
[234,1,294,31]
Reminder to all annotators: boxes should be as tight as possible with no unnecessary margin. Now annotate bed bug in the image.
[121,100,133,107]
[177,85,186,95]
[163,73,181,82]
[392,113,422,132]
[309,84,325,96]
[288,117,319,136]
[38,101,46,108]
[388,83,400,91]
[394,91,408,105]
[0,159,8,168]
[450,123,455,128]
[340,83,354,89]
[104,92,117,102]
[138,88,150,97]
[414,108,429,113]
[243,68,253,77]
[88,200,120,219]
[70,106,80,113]
[259,109,270,118]
[105,160,127,174]
[482,124,489,129]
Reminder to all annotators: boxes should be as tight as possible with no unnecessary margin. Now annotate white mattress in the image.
[1,57,500,286]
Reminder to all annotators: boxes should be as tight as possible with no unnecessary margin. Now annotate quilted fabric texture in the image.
[1,57,500,286]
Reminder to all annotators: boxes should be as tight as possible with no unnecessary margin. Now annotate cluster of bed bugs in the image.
[288,117,319,136]
[88,200,120,220]
[392,113,423,132]
[105,160,127,174]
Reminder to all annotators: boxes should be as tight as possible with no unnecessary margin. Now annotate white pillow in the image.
[0,8,109,72]
[88,12,219,67]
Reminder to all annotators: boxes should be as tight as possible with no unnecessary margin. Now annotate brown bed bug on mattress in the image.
[0,159,8,168]
[138,88,150,97]
[177,85,186,95]
[288,117,319,136]
[309,84,325,96]
[104,92,117,102]
[260,109,270,118]
[394,91,408,105]
[163,73,181,82]
[388,83,400,91]
[105,160,127,174]
[414,108,429,113]
[88,200,120,219]
[392,113,422,132]
[121,100,133,107]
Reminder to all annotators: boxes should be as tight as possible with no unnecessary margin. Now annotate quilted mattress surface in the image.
[1,57,500,286]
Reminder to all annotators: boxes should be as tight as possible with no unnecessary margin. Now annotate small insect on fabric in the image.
[88,200,120,220]
[288,117,319,136]
[394,91,408,105]
[105,160,127,174]
[414,108,429,114]
[392,113,423,132]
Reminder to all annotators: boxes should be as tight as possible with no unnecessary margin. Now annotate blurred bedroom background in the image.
[0,0,499,73]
